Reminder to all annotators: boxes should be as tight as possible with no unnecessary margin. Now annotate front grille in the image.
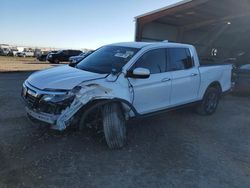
[22,83,70,115]
[26,93,40,107]
[22,85,42,108]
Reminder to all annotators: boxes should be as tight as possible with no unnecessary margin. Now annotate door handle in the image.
[191,73,198,76]
[161,78,171,82]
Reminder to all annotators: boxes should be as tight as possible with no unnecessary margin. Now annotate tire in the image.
[54,59,59,64]
[196,87,220,115]
[102,103,126,149]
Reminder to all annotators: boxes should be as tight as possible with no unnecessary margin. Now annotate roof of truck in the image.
[110,42,152,49]
[110,41,194,49]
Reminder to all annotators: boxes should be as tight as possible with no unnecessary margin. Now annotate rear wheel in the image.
[196,87,220,115]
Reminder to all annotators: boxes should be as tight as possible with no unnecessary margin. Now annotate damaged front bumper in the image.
[25,107,59,125]
[22,81,117,131]
[22,81,76,130]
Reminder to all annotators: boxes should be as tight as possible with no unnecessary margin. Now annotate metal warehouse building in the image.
[135,0,250,65]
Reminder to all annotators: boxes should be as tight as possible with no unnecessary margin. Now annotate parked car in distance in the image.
[37,51,57,61]
[1,48,11,56]
[238,64,250,73]
[69,50,94,64]
[234,64,250,95]
[23,50,34,57]
[15,52,26,57]
[12,49,19,56]
[22,42,232,149]
[46,50,82,64]
[69,52,85,63]
[15,50,34,57]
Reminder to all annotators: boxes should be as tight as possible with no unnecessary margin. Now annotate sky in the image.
[0,0,181,49]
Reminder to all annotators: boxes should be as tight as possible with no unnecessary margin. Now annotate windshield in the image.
[76,46,140,74]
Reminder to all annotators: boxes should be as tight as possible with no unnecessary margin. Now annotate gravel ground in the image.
[0,72,250,188]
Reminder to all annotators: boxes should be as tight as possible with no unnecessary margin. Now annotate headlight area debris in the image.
[53,84,114,131]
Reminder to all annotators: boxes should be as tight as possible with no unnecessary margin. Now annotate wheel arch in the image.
[202,81,222,99]
[78,98,138,130]
[209,81,222,91]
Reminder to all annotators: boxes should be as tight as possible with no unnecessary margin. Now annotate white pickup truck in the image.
[22,42,232,149]
[23,50,34,57]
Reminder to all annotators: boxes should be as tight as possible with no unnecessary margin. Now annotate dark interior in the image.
[136,0,250,65]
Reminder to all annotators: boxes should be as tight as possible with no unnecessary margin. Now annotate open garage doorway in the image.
[135,0,250,66]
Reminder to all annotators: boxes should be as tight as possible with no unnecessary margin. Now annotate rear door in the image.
[61,50,69,61]
[129,48,172,114]
[67,50,74,59]
[168,48,200,106]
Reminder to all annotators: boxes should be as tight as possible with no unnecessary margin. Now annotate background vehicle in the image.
[1,47,11,56]
[22,50,34,57]
[46,50,82,63]
[234,64,250,95]
[11,49,19,56]
[15,52,26,57]
[15,51,34,57]
[69,52,85,63]
[22,42,232,149]
[69,50,94,64]
[37,51,57,61]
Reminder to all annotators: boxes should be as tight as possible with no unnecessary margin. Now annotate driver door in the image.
[128,48,172,114]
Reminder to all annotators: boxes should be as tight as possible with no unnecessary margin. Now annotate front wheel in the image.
[102,103,126,149]
[196,87,220,115]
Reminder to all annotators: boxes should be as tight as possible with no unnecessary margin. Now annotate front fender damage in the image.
[52,84,115,131]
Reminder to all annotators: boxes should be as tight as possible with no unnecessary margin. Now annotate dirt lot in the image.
[0,56,66,72]
[0,71,250,188]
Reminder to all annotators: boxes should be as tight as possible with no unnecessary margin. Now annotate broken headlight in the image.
[41,93,74,104]
[41,86,81,104]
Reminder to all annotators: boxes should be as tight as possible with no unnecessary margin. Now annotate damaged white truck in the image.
[22,42,232,149]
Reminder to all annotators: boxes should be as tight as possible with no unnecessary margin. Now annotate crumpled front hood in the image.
[27,65,107,90]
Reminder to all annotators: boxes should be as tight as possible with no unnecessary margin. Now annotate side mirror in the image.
[127,67,150,79]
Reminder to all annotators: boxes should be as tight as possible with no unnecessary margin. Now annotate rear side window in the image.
[69,50,75,55]
[62,50,69,55]
[168,48,193,71]
[73,50,81,55]
[132,49,167,74]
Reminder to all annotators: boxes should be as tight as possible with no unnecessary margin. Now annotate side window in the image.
[68,50,72,55]
[63,50,69,55]
[73,50,79,55]
[69,50,76,56]
[69,50,75,55]
[132,49,167,74]
[168,48,193,71]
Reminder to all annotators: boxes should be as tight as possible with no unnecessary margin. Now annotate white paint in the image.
[24,42,232,130]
